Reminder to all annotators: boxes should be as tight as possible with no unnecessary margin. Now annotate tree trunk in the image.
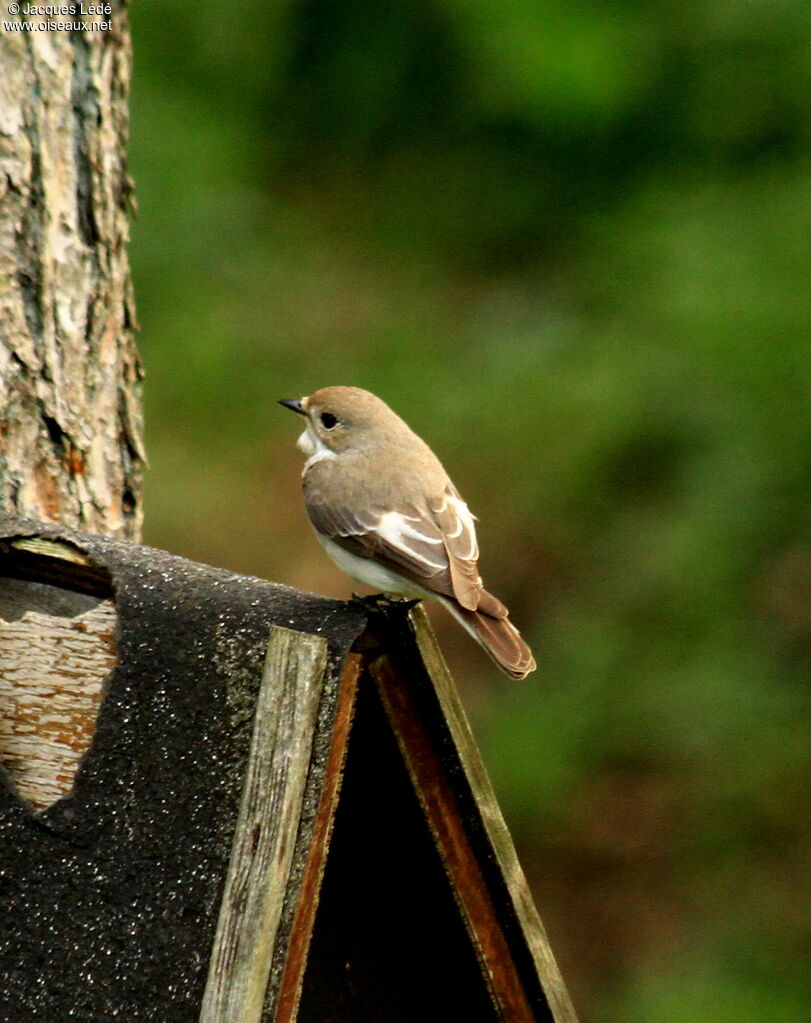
[0,6,144,540]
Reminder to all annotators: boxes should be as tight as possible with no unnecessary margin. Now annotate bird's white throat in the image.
[296,425,315,456]
[298,423,337,470]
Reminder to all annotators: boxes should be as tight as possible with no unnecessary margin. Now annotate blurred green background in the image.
[128,0,811,1018]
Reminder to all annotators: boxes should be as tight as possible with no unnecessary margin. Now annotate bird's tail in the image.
[442,596,537,679]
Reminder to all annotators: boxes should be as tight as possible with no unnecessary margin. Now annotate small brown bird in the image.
[279,386,536,678]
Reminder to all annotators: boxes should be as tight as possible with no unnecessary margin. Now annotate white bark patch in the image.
[0,580,117,810]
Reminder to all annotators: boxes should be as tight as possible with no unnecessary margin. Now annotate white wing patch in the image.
[377,511,443,545]
[375,510,447,571]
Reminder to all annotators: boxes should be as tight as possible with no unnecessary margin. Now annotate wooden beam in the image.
[272,652,362,1022]
[200,626,329,1023]
[369,604,578,1023]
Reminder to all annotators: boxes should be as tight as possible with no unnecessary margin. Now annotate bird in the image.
[279,386,536,679]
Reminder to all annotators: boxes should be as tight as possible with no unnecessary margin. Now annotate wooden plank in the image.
[411,604,578,1021]
[370,604,578,1023]
[199,626,328,1023]
[369,654,538,1021]
[272,653,362,1023]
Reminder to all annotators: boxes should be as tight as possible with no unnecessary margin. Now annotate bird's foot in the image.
[349,593,422,613]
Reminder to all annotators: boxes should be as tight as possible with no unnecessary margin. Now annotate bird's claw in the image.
[349,593,422,613]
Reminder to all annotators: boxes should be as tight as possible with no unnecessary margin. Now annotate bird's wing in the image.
[428,487,483,611]
[430,486,508,615]
[305,478,506,615]
[305,491,456,594]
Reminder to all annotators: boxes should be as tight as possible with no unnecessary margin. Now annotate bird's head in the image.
[279,386,403,457]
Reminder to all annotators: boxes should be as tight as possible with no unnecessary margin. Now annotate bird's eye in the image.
[320,412,338,429]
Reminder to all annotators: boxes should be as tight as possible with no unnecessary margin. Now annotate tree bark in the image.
[0,6,144,540]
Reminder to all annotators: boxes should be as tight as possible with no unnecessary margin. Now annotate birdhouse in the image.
[0,517,577,1022]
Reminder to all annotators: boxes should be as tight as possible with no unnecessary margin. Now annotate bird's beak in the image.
[278,398,306,416]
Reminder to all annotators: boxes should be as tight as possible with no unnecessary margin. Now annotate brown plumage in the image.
[453,606,536,680]
[280,386,537,679]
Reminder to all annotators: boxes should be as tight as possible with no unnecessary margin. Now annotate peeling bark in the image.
[0,6,144,540]
[0,577,116,809]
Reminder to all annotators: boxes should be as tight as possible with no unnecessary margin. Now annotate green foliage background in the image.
[129,0,811,1017]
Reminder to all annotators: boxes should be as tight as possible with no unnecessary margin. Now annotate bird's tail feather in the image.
[443,598,536,679]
